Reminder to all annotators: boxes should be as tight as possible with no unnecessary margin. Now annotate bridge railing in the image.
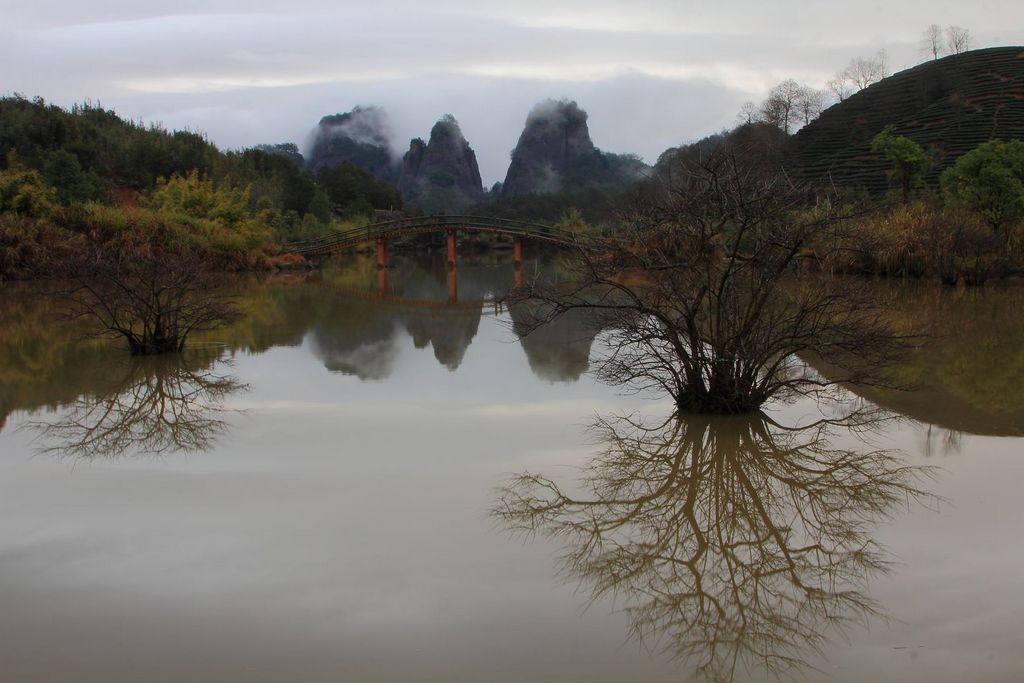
[285,214,581,256]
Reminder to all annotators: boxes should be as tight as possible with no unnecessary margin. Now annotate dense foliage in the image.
[941,139,1024,233]
[790,47,1024,194]
[0,95,401,246]
[870,126,929,202]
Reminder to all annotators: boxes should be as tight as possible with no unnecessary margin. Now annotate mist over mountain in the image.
[398,115,484,212]
[307,106,398,183]
[502,100,649,197]
[300,100,650,213]
[253,143,305,167]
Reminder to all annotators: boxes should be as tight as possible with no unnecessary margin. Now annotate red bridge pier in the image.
[513,236,524,287]
[446,230,457,268]
[376,237,389,269]
[376,268,391,296]
[447,267,458,303]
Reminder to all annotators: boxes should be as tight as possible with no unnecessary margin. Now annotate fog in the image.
[2,1,1022,184]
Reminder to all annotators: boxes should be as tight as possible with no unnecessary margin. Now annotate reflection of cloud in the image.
[465,399,615,418]
[320,338,399,381]
[309,320,401,381]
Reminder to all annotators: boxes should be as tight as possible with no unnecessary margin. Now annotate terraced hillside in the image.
[790,47,1024,194]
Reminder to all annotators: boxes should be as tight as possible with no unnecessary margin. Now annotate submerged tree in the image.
[59,227,238,355]
[510,140,906,414]
[495,412,932,681]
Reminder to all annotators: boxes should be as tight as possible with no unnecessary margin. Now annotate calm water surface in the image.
[0,255,1022,682]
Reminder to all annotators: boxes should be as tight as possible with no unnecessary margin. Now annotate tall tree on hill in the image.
[757,82,826,134]
[826,76,853,103]
[796,86,827,126]
[921,24,945,60]
[736,101,759,125]
[947,26,970,54]
[842,51,888,91]
[760,80,802,134]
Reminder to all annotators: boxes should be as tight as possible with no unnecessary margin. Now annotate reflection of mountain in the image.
[403,310,480,370]
[496,412,930,682]
[310,316,402,380]
[307,264,489,377]
[5,272,1023,431]
[806,284,1024,436]
[310,307,484,377]
[508,301,602,382]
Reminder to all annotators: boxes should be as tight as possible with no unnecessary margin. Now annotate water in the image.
[0,255,1021,682]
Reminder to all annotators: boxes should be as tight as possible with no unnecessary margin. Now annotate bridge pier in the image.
[446,230,457,268]
[447,267,458,304]
[376,237,389,269]
[513,236,524,288]
[376,268,391,296]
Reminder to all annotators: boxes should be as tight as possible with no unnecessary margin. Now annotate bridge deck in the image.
[286,214,580,257]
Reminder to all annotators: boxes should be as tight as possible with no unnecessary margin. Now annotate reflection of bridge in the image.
[286,214,578,269]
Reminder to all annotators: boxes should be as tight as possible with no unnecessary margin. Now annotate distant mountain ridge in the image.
[307,106,398,184]
[397,115,484,212]
[790,47,1024,193]
[302,100,649,212]
[502,100,649,197]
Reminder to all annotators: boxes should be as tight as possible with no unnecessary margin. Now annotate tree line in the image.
[742,24,975,135]
[0,95,401,243]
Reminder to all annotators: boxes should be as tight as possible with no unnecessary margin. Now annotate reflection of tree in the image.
[28,352,244,458]
[495,413,931,681]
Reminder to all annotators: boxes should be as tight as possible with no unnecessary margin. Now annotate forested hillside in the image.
[0,96,400,239]
[790,47,1024,193]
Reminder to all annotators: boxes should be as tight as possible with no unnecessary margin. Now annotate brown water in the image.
[0,256,1022,682]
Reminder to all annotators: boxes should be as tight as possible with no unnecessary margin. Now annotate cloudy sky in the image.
[2,1,1022,184]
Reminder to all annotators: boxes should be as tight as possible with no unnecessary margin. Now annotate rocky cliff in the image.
[502,100,648,196]
[307,106,398,183]
[397,115,484,211]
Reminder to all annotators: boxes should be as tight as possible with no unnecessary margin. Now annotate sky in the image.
[2,1,1022,184]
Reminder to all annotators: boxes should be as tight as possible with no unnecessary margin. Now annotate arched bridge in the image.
[285,214,579,268]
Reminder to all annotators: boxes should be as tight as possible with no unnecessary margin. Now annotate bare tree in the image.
[759,79,803,134]
[921,24,945,60]
[947,25,970,54]
[842,50,888,91]
[736,100,758,126]
[59,233,238,355]
[495,411,933,681]
[509,139,907,415]
[27,352,244,459]
[795,85,827,126]
[826,75,853,103]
